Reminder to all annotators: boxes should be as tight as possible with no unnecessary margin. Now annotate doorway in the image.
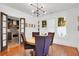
[7,16,19,48]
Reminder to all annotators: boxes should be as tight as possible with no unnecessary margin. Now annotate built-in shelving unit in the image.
[7,18,19,44]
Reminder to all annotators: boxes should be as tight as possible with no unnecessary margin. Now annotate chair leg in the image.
[30,49,35,56]
[32,50,35,56]
[22,49,26,56]
[24,49,34,56]
[51,45,53,55]
[48,45,53,56]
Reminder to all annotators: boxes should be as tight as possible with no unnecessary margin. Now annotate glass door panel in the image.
[21,24,24,28]
[3,22,6,27]
[1,12,7,51]
[3,40,6,47]
[20,18,25,43]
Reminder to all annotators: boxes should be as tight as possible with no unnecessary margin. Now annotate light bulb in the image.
[32,10,34,13]
[43,11,46,14]
[41,5,44,8]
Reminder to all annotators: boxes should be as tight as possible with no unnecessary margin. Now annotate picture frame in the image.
[78,16,79,22]
[42,20,47,28]
[31,24,33,27]
[58,17,66,26]
[25,23,28,27]
[34,24,35,28]
[78,16,79,31]
[78,25,79,31]
[29,24,31,27]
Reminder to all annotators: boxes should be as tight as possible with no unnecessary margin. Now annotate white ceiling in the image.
[3,3,79,17]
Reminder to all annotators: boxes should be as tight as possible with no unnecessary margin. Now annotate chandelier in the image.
[30,3,46,17]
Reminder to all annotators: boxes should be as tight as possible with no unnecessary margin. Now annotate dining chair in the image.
[48,32,55,45]
[35,36,52,56]
[32,32,39,37]
[44,36,52,56]
[21,32,35,56]
[48,32,55,55]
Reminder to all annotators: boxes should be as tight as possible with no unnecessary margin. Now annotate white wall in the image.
[0,4,38,39]
[25,17,38,39]
[39,6,79,49]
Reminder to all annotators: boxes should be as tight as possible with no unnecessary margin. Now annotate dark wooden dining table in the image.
[26,37,35,45]
[26,35,52,45]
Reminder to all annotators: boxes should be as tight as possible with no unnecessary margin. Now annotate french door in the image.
[19,18,25,43]
[0,12,8,51]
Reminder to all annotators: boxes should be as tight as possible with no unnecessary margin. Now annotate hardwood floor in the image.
[0,44,79,56]
[48,44,79,56]
[0,44,24,56]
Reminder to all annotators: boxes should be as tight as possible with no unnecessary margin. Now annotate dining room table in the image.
[26,36,49,45]
[26,35,52,45]
[26,37,35,45]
